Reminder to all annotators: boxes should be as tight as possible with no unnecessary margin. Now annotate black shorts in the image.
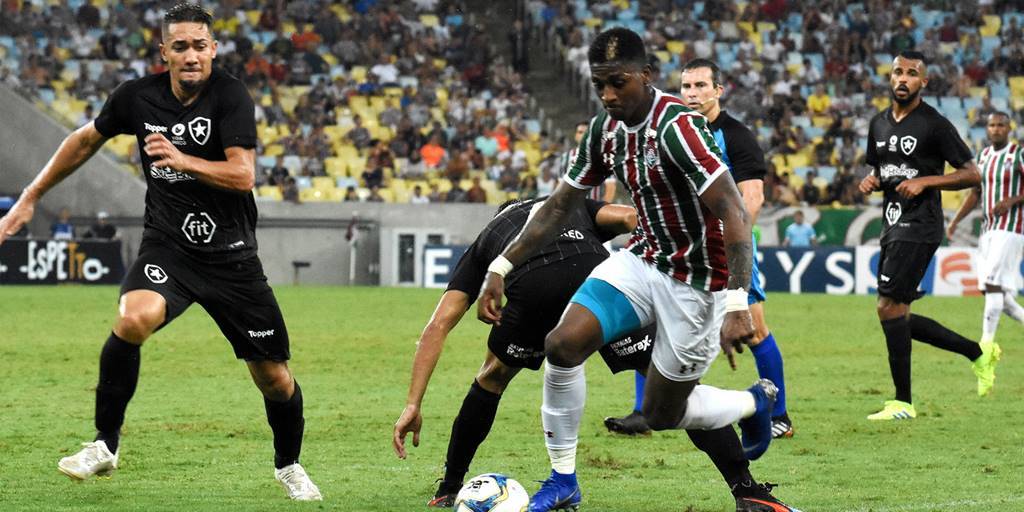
[121,239,289,361]
[488,253,655,372]
[876,241,939,304]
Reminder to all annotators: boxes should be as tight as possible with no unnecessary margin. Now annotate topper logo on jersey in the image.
[188,117,211,145]
[885,202,903,225]
[144,122,167,133]
[144,264,168,284]
[900,136,917,155]
[181,212,217,244]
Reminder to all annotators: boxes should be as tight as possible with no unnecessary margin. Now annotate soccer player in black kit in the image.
[858,51,999,421]
[392,197,651,506]
[0,3,321,500]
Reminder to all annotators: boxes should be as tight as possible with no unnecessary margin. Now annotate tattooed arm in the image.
[700,172,755,370]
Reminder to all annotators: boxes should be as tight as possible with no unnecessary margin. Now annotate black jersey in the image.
[447,198,617,300]
[93,68,259,263]
[708,110,767,184]
[865,101,972,244]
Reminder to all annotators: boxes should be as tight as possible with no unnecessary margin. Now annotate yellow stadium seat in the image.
[756,22,776,33]
[876,63,893,77]
[584,18,602,28]
[655,50,670,63]
[323,53,338,66]
[346,156,365,177]
[434,88,448,109]
[280,96,298,114]
[981,15,1001,37]
[258,185,283,201]
[811,116,831,128]
[336,144,360,160]
[259,125,280,144]
[968,86,987,98]
[369,96,386,111]
[666,40,685,55]
[106,135,137,159]
[312,176,335,190]
[350,66,367,83]
[1009,76,1024,96]
[245,10,260,26]
[325,157,346,177]
[420,14,439,27]
[736,21,755,36]
[264,144,284,157]
[377,188,395,203]
[433,58,447,70]
[326,187,346,202]
[282,21,297,34]
[300,188,329,202]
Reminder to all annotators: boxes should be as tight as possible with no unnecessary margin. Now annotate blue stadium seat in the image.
[982,37,1001,57]
[805,53,824,70]
[693,2,705,17]
[38,88,55,105]
[805,126,825,139]
[963,97,982,110]
[939,96,962,109]
[337,176,358,189]
[294,176,312,190]
[257,155,277,169]
[970,127,987,143]
[990,82,1010,98]
[991,97,1009,111]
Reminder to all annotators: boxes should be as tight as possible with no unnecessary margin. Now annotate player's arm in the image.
[701,174,756,369]
[737,179,765,222]
[601,178,617,203]
[0,122,108,245]
[143,136,255,192]
[594,203,638,235]
[947,186,980,239]
[477,181,588,324]
[394,289,471,459]
[896,160,980,198]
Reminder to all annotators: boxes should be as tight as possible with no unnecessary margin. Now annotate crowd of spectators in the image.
[531,0,1024,208]
[0,0,560,205]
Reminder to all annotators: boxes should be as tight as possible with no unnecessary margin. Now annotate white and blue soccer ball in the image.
[454,473,530,512]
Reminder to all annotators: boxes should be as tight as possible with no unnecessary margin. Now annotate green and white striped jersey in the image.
[978,142,1024,234]
[563,89,730,291]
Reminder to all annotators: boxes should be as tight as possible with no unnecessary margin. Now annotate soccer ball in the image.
[454,473,530,512]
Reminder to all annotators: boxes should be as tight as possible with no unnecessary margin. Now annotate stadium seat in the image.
[294,176,312,190]
[312,176,335,191]
[300,188,329,202]
[257,185,283,201]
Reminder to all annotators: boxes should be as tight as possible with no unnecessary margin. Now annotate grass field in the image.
[1,286,1023,511]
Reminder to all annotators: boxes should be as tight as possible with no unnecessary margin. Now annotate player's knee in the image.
[544,330,585,368]
[256,371,293,401]
[752,323,770,344]
[115,309,162,343]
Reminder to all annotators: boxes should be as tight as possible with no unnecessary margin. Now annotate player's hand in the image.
[393,404,423,459]
[895,178,926,199]
[0,198,35,247]
[720,310,754,371]
[477,272,506,325]
[858,174,880,194]
[993,199,1012,217]
[144,133,192,172]
[946,220,959,240]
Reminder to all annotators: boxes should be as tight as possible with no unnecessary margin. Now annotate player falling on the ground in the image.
[477,28,797,512]
[0,3,320,500]
[392,197,651,507]
[858,51,998,420]
[948,111,1024,349]
[605,58,794,439]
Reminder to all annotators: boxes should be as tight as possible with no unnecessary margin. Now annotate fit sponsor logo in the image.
[248,329,275,339]
[506,343,544,360]
[181,212,217,244]
[885,201,903,225]
[879,163,919,180]
[150,164,196,182]
[144,263,167,284]
[188,116,212,145]
[608,333,653,357]
[144,122,167,133]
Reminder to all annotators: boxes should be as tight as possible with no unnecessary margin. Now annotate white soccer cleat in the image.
[275,463,323,501]
[58,440,119,480]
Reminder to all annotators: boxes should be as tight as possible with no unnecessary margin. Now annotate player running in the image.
[391,197,651,507]
[605,58,794,439]
[0,3,320,499]
[477,28,796,512]
[858,51,998,420]
[948,111,1024,352]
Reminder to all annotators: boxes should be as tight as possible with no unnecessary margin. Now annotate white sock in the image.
[541,362,585,475]
[675,385,756,430]
[1003,291,1024,324]
[983,292,1004,344]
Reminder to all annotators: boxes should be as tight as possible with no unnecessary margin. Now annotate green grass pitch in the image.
[1,286,1022,511]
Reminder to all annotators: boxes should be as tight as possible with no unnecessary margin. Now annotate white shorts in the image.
[589,250,723,382]
[977,230,1024,291]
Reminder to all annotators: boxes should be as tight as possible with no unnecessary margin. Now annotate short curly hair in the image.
[163,3,213,34]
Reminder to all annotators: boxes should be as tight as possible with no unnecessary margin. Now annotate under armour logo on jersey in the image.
[144,264,168,284]
[603,152,615,166]
[188,117,211,145]
[900,136,917,155]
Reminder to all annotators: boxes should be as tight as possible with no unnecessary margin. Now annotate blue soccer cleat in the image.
[528,470,581,512]
[738,378,778,461]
